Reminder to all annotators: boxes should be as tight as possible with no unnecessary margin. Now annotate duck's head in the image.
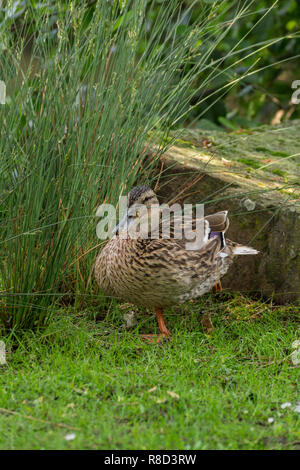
[114,185,159,237]
[127,185,159,208]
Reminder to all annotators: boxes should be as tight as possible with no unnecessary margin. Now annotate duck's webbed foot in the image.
[140,333,170,344]
[140,307,171,344]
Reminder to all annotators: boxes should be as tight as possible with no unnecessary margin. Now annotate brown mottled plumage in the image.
[95,185,258,339]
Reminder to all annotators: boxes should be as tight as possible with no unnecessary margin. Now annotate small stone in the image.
[243,198,256,211]
[291,350,300,366]
[122,312,138,329]
[64,433,76,441]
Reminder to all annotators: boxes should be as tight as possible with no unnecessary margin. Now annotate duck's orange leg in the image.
[213,280,222,294]
[156,307,171,336]
[141,307,171,343]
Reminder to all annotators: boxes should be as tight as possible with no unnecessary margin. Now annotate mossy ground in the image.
[0,292,299,450]
[174,122,300,187]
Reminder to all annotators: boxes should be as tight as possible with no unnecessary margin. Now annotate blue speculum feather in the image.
[209,231,226,250]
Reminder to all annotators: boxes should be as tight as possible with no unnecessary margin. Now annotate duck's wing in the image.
[146,208,229,254]
[160,210,229,253]
[142,218,222,262]
[140,234,221,276]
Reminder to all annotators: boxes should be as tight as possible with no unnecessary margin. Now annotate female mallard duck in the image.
[95,185,258,340]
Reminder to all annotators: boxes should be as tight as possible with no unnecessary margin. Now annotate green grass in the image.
[0,293,299,450]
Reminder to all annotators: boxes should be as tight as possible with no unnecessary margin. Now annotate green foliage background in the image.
[1,0,300,129]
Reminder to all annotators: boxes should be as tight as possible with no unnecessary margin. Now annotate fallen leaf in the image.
[147,386,157,393]
[294,403,300,414]
[271,109,284,125]
[167,391,179,399]
[156,398,166,404]
[74,387,88,395]
[33,397,43,405]
[201,138,213,148]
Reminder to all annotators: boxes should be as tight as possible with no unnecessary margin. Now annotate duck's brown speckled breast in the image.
[95,236,233,308]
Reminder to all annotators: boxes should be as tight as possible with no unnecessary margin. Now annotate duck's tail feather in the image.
[232,245,259,255]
